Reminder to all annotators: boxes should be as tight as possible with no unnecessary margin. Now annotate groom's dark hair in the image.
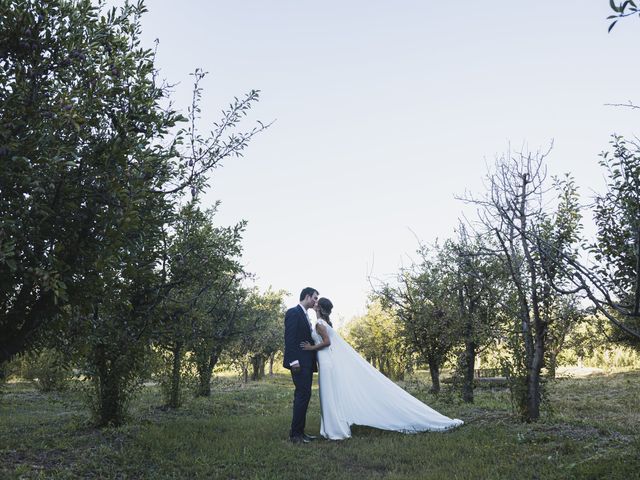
[299,287,318,301]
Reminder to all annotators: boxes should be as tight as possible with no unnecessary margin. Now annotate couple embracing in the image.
[283,287,463,443]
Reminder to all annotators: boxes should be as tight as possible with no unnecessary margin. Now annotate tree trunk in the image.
[250,356,266,381]
[547,350,558,379]
[197,364,212,397]
[251,356,262,381]
[427,358,441,394]
[259,357,265,379]
[242,364,248,383]
[268,353,275,377]
[195,349,219,397]
[525,330,545,422]
[94,344,126,427]
[168,341,183,409]
[378,357,386,376]
[462,340,476,403]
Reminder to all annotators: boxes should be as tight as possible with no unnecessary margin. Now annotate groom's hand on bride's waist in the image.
[300,341,314,351]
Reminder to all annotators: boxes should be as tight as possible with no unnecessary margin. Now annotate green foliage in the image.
[466,147,583,421]
[18,348,72,392]
[223,288,287,382]
[589,136,640,345]
[0,0,265,368]
[377,244,463,393]
[582,345,640,368]
[82,321,149,426]
[544,295,586,378]
[558,317,640,370]
[0,0,265,425]
[0,0,178,362]
[608,0,639,32]
[155,202,246,406]
[593,138,640,299]
[438,229,506,402]
[345,299,411,380]
[156,349,197,408]
[191,279,247,394]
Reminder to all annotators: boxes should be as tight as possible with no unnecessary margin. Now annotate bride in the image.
[301,297,463,440]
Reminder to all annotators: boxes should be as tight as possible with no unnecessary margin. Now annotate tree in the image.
[463,146,582,421]
[346,299,411,381]
[191,277,248,396]
[0,0,265,370]
[544,295,586,378]
[377,246,459,394]
[225,288,286,382]
[439,229,505,402]
[0,0,266,425]
[248,289,287,379]
[589,137,640,345]
[155,203,245,408]
[529,137,640,347]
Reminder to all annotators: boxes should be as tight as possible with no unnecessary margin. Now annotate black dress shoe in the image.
[290,436,310,444]
[302,434,317,441]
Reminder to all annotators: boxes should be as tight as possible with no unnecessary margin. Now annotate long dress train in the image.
[312,319,463,440]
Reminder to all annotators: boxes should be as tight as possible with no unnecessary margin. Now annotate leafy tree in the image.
[589,138,640,345]
[155,203,245,408]
[0,0,265,372]
[533,137,640,347]
[377,246,459,394]
[347,297,414,380]
[439,229,505,402]
[463,147,582,421]
[224,288,286,382]
[544,295,586,378]
[0,0,266,425]
[346,299,411,381]
[191,276,248,395]
[248,289,287,379]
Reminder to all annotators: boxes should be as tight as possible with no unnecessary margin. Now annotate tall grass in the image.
[2,370,639,479]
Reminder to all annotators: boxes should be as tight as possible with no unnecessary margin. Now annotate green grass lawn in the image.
[1,370,639,479]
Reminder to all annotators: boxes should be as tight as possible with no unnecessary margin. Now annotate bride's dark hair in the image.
[317,297,333,327]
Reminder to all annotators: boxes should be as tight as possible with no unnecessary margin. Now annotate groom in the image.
[283,287,319,444]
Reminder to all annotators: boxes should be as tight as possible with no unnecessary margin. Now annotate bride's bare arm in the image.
[300,323,331,351]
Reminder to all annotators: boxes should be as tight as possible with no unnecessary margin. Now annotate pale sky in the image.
[135,1,639,324]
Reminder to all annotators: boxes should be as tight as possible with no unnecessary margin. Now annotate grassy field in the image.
[1,370,639,479]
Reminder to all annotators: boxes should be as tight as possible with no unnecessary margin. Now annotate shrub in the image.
[21,349,72,392]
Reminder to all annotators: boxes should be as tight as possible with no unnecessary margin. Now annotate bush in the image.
[21,349,72,392]
[558,345,640,370]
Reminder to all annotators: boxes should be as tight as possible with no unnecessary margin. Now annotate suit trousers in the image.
[290,366,313,438]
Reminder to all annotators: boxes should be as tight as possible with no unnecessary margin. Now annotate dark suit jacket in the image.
[283,305,317,372]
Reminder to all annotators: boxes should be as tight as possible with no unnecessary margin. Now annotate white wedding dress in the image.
[312,319,463,440]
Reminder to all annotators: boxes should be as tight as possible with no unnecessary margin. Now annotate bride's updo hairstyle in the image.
[317,297,334,327]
